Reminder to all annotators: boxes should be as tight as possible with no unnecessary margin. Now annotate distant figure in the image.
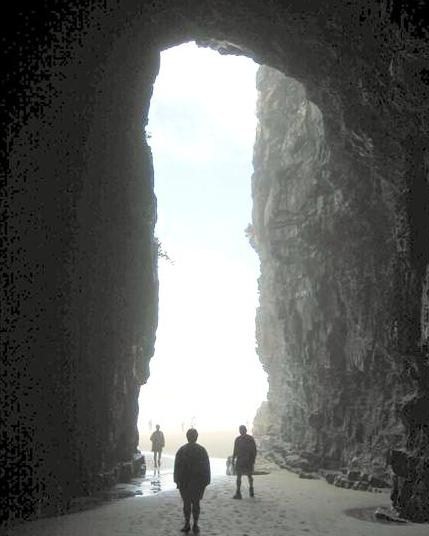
[150,424,165,468]
[232,425,257,499]
[148,419,153,431]
[226,455,236,476]
[174,428,211,534]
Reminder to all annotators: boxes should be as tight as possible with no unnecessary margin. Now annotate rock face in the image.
[251,65,429,521]
[251,66,404,465]
[3,0,429,525]
[3,6,160,523]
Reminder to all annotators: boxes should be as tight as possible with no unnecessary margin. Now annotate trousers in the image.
[180,487,204,521]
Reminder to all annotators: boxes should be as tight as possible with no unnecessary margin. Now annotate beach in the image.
[4,456,428,536]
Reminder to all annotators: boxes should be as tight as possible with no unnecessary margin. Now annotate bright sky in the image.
[138,42,267,437]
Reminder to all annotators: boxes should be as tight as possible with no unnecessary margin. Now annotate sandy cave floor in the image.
[4,459,429,536]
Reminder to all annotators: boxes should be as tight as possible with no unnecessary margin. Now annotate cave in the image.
[3,0,429,526]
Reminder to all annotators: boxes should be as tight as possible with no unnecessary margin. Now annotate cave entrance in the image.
[137,42,268,460]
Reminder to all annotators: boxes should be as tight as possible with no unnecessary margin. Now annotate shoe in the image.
[249,486,254,497]
[180,523,191,532]
[192,523,200,534]
[233,492,242,499]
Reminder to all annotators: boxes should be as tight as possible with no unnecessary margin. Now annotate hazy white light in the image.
[138,42,267,445]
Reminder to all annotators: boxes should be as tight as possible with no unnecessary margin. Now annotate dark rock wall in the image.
[251,59,429,521]
[3,0,429,524]
[251,65,409,467]
[3,4,160,522]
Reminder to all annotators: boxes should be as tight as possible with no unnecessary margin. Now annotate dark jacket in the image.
[233,433,257,472]
[174,442,211,492]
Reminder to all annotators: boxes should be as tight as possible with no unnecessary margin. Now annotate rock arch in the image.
[3,0,429,524]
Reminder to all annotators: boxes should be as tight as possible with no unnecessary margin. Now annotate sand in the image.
[4,459,428,536]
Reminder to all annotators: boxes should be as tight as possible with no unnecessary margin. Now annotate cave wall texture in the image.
[251,64,429,517]
[3,0,429,525]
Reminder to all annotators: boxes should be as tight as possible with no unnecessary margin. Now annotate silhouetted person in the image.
[232,424,257,499]
[150,424,165,468]
[174,428,211,534]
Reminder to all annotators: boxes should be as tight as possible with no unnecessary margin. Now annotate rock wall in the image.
[251,65,429,520]
[251,64,401,464]
[3,4,160,523]
[3,0,429,525]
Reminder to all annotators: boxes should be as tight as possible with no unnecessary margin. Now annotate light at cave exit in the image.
[138,42,268,441]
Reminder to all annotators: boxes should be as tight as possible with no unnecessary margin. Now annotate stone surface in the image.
[250,61,429,521]
[374,506,408,524]
[3,0,429,525]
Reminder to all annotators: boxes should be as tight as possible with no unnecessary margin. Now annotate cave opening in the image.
[138,42,268,460]
[5,3,429,527]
